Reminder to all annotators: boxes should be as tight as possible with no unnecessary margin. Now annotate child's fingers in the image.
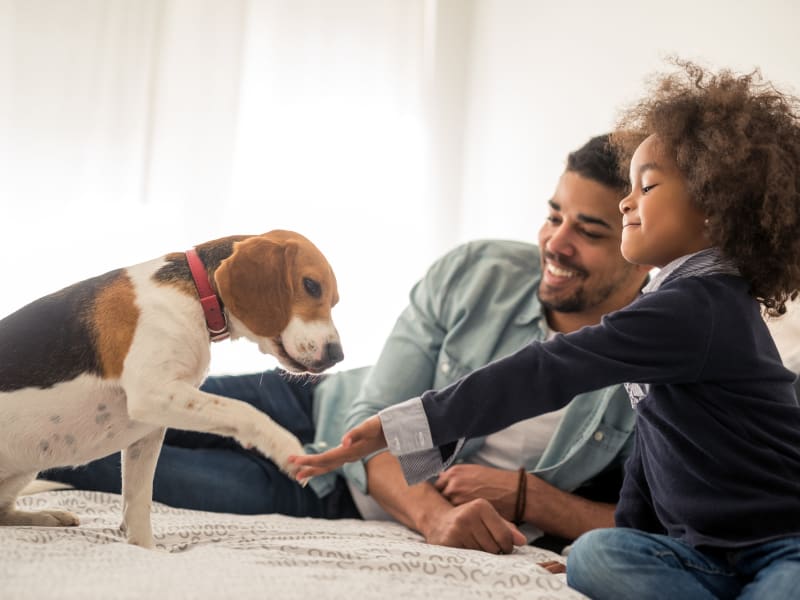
[294,465,323,481]
[289,444,355,469]
[288,416,389,481]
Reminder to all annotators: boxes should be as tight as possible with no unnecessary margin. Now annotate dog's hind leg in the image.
[120,427,165,548]
[0,471,80,526]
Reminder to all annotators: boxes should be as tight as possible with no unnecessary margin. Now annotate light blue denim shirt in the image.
[306,239,635,498]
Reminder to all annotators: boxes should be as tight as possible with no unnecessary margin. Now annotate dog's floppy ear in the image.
[215,237,297,337]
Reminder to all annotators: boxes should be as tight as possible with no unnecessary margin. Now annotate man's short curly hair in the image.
[566,134,629,195]
[611,59,800,316]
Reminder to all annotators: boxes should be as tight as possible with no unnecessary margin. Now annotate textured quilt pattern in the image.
[2,490,584,599]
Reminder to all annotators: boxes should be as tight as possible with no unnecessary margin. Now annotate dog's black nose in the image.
[324,342,344,364]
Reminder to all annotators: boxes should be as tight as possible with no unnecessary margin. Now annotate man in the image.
[42,134,650,553]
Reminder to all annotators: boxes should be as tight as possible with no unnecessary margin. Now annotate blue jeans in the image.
[567,528,800,599]
[40,371,360,519]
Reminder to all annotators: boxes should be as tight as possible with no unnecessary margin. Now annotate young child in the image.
[291,60,800,599]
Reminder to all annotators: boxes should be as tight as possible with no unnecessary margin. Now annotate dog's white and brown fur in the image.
[0,230,343,547]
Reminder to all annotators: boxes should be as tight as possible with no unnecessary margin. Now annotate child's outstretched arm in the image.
[289,415,386,479]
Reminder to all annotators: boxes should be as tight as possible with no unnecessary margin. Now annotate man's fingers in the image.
[484,516,518,554]
[464,500,525,554]
[509,524,526,546]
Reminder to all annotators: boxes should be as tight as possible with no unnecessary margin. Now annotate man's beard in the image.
[537,278,624,314]
[538,287,588,313]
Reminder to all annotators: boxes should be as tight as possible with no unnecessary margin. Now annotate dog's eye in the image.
[303,277,322,299]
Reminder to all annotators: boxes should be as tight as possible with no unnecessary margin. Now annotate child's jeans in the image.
[567,527,800,599]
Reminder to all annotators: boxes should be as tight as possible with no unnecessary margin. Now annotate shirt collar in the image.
[642,247,740,295]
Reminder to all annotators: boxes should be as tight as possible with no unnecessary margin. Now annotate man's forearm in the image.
[523,473,616,539]
[364,451,451,535]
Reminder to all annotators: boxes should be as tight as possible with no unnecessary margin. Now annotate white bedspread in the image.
[2,490,585,599]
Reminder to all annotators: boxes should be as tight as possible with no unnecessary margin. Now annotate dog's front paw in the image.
[238,419,307,478]
[268,428,306,478]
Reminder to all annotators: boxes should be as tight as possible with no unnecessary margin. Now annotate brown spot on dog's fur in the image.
[186,400,195,409]
[92,274,139,379]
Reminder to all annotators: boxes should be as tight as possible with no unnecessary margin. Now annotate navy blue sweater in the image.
[421,274,800,549]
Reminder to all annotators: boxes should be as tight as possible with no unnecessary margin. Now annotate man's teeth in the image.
[547,263,578,278]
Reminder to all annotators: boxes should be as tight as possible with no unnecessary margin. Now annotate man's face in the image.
[537,171,644,318]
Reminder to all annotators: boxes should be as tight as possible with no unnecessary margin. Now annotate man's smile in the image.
[546,261,579,278]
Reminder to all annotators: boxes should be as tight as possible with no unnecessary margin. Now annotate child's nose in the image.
[619,194,633,214]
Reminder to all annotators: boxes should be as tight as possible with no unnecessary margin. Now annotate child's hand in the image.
[289,415,387,480]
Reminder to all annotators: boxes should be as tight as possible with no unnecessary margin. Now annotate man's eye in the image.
[546,215,561,225]
[303,277,322,298]
[582,230,603,240]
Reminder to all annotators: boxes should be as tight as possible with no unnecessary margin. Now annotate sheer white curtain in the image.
[1,0,472,373]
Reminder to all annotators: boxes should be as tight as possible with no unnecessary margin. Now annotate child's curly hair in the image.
[611,59,800,316]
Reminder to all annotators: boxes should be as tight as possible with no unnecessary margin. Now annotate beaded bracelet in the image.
[513,467,527,525]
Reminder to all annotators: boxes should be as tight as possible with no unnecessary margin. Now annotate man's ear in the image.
[215,237,296,337]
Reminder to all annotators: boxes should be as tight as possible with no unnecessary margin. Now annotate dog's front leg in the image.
[120,428,165,549]
[126,381,305,476]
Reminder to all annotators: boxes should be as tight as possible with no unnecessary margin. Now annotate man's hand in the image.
[424,498,526,554]
[434,464,519,521]
[289,415,386,479]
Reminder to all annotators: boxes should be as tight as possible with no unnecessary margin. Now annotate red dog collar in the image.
[185,248,230,342]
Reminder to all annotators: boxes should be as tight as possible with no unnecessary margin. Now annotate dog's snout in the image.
[325,342,344,365]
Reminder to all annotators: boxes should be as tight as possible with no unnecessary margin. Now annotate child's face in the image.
[620,135,710,268]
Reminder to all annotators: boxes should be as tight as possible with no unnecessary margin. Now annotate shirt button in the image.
[440,361,451,374]
[593,431,605,442]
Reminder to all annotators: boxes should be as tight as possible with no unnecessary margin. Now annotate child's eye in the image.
[642,184,656,194]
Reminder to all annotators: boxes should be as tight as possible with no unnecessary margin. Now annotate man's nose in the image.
[546,225,576,256]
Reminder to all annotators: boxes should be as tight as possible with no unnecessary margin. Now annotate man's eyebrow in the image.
[577,214,613,229]
[548,199,612,230]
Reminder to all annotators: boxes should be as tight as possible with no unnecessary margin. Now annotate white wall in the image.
[2,0,798,375]
[457,0,800,244]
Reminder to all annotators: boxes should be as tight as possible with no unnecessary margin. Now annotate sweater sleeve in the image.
[420,279,714,453]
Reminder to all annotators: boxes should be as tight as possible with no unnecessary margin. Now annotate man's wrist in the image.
[414,489,454,537]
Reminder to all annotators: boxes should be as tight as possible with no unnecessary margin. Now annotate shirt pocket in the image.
[433,350,474,389]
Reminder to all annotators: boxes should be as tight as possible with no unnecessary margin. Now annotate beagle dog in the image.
[0,230,343,548]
